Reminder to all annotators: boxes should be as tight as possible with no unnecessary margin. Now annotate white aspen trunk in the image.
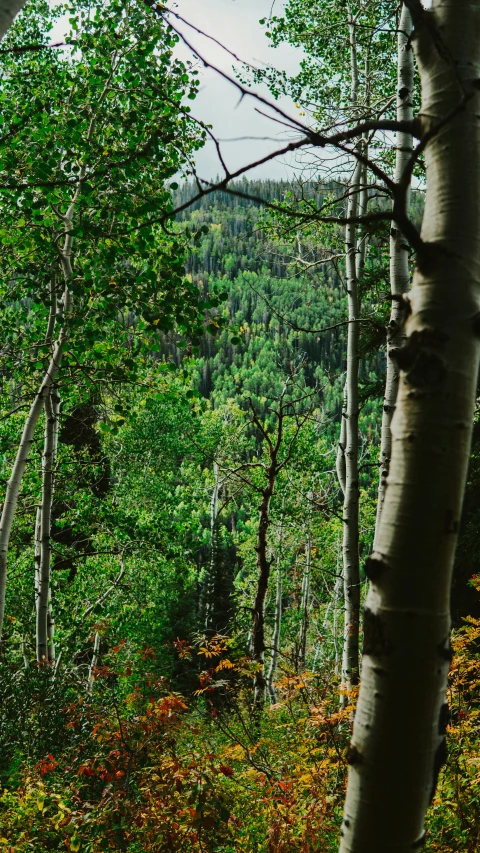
[21,635,28,668]
[0,71,113,644]
[336,384,347,496]
[87,632,100,693]
[333,545,343,676]
[0,194,76,647]
[46,389,60,665]
[0,0,27,40]
[299,525,312,668]
[375,4,414,537]
[330,570,344,674]
[267,552,282,703]
[341,158,362,698]
[52,649,62,682]
[34,505,41,619]
[83,555,126,619]
[338,6,362,700]
[0,338,66,646]
[36,390,58,664]
[356,158,369,281]
[267,508,284,703]
[205,461,220,630]
[339,2,480,850]
[84,554,126,692]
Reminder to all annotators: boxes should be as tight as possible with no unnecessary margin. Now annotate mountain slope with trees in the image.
[0,1,480,852]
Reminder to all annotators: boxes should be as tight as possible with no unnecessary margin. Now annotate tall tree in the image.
[253,0,398,696]
[375,4,415,535]
[0,0,204,647]
[340,1,480,849]
[35,388,59,664]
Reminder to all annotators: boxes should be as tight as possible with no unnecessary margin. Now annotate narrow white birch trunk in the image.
[299,526,312,668]
[375,4,414,536]
[0,338,66,646]
[0,71,114,643]
[34,505,41,620]
[36,388,60,664]
[87,632,100,693]
[333,545,343,676]
[267,508,284,702]
[336,384,347,496]
[341,158,362,697]
[35,388,59,664]
[339,6,362,699]
[205,461,220,630]
[267,551,282,703]
[0,199,75,646]
[36,390,58,663]
[339,2,480,849]
[85,555,126,691]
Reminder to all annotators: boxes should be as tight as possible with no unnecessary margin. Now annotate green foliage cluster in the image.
[0,3,478,852]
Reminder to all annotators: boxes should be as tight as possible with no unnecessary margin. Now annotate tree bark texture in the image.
[299,526,312,668]
[0,76,110,643]
[88,632,101,693]
[267,511,284,704]
[339,2,480,850]
[252,474,276,708]
[0,340,65,645]
[341,158,362,698]
[336,384,347,497]
[375,4,414,536]
[36,389,59,664]
[205,461,220,631]
[85,555,126,691]
[339,6,363,700]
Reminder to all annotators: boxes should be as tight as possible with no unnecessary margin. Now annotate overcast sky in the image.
[49,0,302,179]
[49,0,432,181]
[172,0,303,179]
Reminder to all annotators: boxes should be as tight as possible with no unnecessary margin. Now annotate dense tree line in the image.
[0,1,480,852]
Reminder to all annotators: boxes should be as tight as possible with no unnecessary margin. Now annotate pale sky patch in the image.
[173,0,303,179]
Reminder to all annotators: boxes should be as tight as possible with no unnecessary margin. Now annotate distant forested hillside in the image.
[170,180,387,447]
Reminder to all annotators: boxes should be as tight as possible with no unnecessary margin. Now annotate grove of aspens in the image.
[1,1,480,851]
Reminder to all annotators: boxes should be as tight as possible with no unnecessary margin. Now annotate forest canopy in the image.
[0,2,480,852]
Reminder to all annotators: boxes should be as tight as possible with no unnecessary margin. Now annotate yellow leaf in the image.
[70,835,81,852]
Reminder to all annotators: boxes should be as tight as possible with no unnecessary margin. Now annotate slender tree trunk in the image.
[0,188,78,647]
[88,632,101,693]
[339,5,362,700]
[84,554,126,692]
[333,551,342,676]
[0,72,112,643]
[341,158,362,698]
[205,461,220,631]
[36,389,59,663]
[375,4,414,536]
[34,505,41,622]
[0,338,66,646]
[339,2,480,850]
[252,476,275,708]
[336,384,347,496]
[299,520,312,668]
[267,507,284,703]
